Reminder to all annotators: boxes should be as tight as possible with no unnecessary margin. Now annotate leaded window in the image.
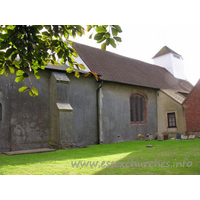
[130,94,146,124]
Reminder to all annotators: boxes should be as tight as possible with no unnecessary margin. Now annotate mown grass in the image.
[0,139,199,175]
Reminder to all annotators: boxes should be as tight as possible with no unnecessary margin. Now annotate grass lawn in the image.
[0,139,199,175]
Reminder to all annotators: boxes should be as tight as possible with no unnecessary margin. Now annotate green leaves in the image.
[0,67,5,75]
[114,37,122,42]
[16,70,26,77]
[101,43,106,51]
[15,76,25,83]
[106,38,110,45]
[66,67,73,73]
[8,66,15,74]
[31,87,38,96]
[87,26,92,32]
[18,86,29,93]
[76,63,85,70]
[89,34,92,39]
[94,33,104,41]
[112,25,122,33]
[67,40,74,47]
[34,71,40,79]
[18,86,38,97]
[0,25,122,97]
[0,51,5,59]
[11,53,18,62]
[95,26,106,33]
[5,48,17,58]
[75,71,80,78]
[111,28,118,36]
[110,38,116,48]
[0,42,10,50]
[90,25,122,51]
[51,60,59,66]
[15,70,28,83]
[104,33,110,38]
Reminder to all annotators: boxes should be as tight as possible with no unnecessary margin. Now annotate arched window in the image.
[130,93,147,124]
[0,103,2,121]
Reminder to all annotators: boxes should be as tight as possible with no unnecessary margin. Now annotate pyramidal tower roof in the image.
[152,46,182,59]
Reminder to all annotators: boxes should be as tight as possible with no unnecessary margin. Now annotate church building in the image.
[0,43,194,152]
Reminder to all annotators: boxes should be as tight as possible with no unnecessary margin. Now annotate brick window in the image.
[130,93,147,124]
[167,113,176,127]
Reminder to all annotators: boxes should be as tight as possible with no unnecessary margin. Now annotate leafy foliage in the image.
[0,25,122,96]
[88,25,122,51]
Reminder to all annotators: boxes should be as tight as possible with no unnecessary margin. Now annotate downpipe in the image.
[96,80,103,144]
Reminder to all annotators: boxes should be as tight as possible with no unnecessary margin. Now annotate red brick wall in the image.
[184,80,200,132]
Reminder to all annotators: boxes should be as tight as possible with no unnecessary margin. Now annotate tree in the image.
[0,25,122,96]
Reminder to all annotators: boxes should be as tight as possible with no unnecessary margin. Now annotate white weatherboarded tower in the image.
[153,46,186,80]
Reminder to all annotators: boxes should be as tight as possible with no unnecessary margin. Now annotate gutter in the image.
[98,79,160,91]
[96,79,103,144]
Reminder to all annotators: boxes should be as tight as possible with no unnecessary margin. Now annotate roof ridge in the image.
[73,42,193,93]
[73,42,172,71]
[152,46,181,59]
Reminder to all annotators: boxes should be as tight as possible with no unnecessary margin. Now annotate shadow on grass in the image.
[0,139,199,175]
[0,140,146,167]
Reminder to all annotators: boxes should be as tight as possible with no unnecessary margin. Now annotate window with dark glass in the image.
[130,94,146,124]
[167,113,176,127]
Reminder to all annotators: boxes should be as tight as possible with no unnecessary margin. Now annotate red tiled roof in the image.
[73,42,193,93]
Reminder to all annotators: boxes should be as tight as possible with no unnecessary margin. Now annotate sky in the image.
[2,1,200,85]
[69,0,200,85]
